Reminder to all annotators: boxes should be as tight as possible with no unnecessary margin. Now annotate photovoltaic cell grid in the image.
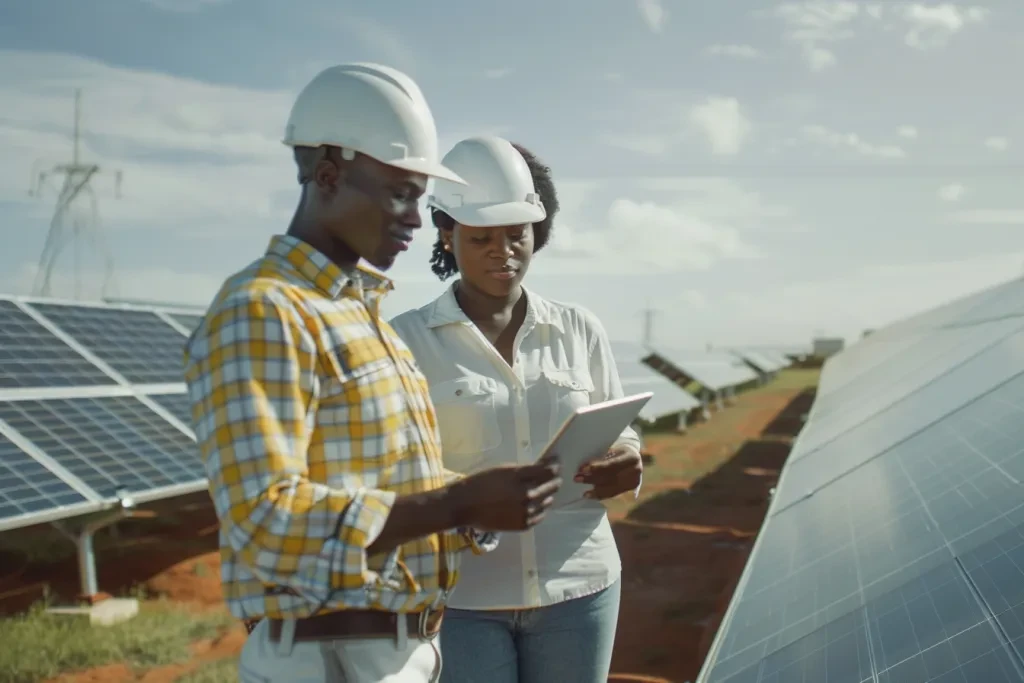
[0,396,202,499]
[28,303,189,384]
[0,300,116,388]
[145,391,193,429]
[0,432,88,526]
[697,280,1024,683]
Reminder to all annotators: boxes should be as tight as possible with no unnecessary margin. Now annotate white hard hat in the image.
[427,135,546,227]
[283,63,465,185]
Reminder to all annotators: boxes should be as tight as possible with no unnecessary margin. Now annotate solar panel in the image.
[29,303,188,384]
[0,300,115,388]
[145,391,193,429]
[799,317,1024,451]
[0,396,203,499]
[647,347,759,392]
[0,432,94,531]
[166,312,203,333]
[612,342,700,420]
[696,276,1024,683]
[700,370,1024,682]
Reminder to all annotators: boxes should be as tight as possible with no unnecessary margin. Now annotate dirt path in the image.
[606,384,814,683]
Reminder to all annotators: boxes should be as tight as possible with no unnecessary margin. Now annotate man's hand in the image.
[449,455,562,531]
[576,445,643,500]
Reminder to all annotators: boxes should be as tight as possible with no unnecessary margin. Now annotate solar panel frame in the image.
[0,299,120,389]
[0,426,104,532]
[611,341,701,420]
[646,346,760,392]
[0,295,209,532]
[0,395,204,501]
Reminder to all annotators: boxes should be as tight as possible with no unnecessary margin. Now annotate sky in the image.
[1,0,1023,349]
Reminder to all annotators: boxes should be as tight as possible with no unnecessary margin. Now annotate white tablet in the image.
[538,391,653,508]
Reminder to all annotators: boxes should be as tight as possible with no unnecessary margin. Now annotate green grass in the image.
[0,599,235,683]
[177,657,239,683]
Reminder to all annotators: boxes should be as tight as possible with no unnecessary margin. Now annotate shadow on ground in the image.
[760,388,816,438]
[608,391,810,683]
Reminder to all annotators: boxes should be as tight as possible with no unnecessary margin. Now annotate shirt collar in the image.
[425,281,563,332]
[265,234,393,299]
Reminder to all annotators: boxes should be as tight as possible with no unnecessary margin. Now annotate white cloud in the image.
[773,1,861,72]
[0,50,294,232]
[937,182,966,202]
[599,93,753,157]
[772,2,989,71]
[636,0,667,33]
[705,44,764,59]
[802,124,906,158]
[545,197,759,274]
[710,250,1024,343]
[984,136,1010,152]
[947,209,1024,225]
[901,3,989,50]
[897,125,919,139]
[688,97,753,156]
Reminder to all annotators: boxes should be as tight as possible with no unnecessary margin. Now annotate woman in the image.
[389,135,643,683]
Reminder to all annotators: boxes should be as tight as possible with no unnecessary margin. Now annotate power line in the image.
[29,89,123,300]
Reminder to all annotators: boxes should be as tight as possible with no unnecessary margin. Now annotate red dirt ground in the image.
[1,379,816,683]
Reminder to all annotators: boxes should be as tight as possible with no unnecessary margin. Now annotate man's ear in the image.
[312,157,341,194]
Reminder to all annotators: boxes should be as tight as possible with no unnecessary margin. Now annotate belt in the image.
[265,608,444,644]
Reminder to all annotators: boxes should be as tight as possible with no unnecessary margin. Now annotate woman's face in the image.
[444,222,535,298]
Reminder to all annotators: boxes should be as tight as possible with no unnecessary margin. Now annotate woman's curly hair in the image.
[428,142,559,281]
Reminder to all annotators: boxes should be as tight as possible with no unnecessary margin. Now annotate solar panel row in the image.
[646,347,761,393]
[0,296,718,533]
[0,296,204,532]
[697,277,1024,683]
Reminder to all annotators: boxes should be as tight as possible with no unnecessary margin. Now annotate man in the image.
[183,63,563,683]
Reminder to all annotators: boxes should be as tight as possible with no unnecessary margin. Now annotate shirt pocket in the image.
[429,375,502,462]
[542,367,595,434]
[317,357,401,474]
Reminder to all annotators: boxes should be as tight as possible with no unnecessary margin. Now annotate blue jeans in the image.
[438,579,621,683]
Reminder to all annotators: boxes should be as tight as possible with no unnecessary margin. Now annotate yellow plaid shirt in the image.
[184,235,492,621]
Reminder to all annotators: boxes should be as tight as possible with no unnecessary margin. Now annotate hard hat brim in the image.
[389,158,468,186]
[433,200,547,228]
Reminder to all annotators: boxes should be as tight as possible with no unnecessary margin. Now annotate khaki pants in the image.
[239,617,441,682]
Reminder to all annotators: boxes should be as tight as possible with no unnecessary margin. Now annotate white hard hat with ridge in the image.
[428,135,546,227]
[283,63,466,185]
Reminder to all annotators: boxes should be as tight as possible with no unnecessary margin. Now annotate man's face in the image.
[316,152,428,271]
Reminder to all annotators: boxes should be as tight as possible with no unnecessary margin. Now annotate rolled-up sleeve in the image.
[585,313,644,498]
[184,286,401,605]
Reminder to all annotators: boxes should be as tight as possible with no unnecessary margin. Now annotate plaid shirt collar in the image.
[265,234,394,300]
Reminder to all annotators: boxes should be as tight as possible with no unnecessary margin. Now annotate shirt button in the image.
[455,389,463,396]
[521,440,529,448]
[527,570,536,577]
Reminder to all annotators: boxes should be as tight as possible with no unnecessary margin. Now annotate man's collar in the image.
[265,234,393,299]
[424,281,563,331]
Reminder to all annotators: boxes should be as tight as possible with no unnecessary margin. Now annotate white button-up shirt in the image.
[389,284,642,610]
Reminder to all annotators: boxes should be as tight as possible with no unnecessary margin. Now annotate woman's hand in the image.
[575,445,643,500]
